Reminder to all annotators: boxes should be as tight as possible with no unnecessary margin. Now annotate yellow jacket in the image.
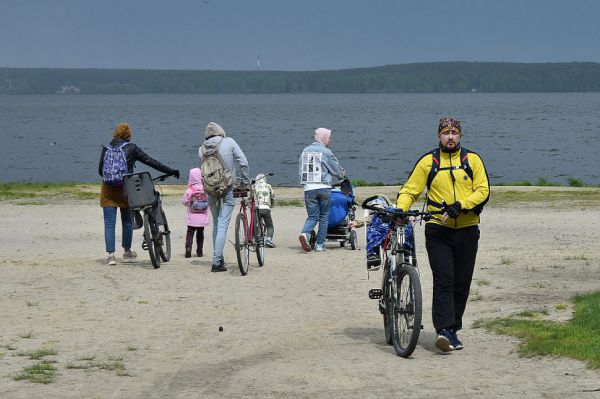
[396,147,490,229]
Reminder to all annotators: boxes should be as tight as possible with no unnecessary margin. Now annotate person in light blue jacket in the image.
[298,127,345,252]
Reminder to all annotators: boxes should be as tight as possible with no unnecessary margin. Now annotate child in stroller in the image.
[309,178,358,250]
[349,195,415,271]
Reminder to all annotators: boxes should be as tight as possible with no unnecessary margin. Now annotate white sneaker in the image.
[106,254,116,266]
[315,244,326,252]
[123,250,137,263]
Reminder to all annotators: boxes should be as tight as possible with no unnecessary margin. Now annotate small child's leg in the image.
[196,227,204,257]
[185,226,194,258]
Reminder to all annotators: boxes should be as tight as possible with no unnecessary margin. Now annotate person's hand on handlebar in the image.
[172,170,180,179]
[441,201,461,222]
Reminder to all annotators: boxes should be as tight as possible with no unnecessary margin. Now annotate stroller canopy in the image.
[329,189,354,227]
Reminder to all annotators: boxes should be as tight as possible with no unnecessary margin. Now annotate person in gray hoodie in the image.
[298,127,345,252]
[199,122,250,272]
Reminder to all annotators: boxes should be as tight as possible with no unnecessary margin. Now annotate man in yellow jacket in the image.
[396,116,489,352]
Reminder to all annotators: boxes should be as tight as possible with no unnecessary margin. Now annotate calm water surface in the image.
[1,93,599,185]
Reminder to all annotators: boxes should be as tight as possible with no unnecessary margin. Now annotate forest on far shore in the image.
[1,62,600,94]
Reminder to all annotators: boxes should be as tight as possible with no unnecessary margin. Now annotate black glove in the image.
[446,201,462,218]
[172,170,180,179]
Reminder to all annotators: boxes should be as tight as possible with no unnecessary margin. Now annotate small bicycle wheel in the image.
[391,264,423,358]
[143,212,160,269]
[255,214,265,267]
[349,230,358,250]
[382,258,393,345]
[156,206,171,262]
[235,213,250,275]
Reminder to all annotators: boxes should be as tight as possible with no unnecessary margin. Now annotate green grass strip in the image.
[475,291,600,368]
[13,361,57,384]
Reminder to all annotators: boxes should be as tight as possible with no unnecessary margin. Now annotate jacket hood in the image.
[202,136,225,155]
[188,168,203,187]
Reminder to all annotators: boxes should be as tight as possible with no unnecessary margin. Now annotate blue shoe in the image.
[435,329,455,352]
[450,329,464,350]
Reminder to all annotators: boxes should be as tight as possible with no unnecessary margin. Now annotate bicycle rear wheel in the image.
[255,214,265,266]
[235,213,250,275]
[391,264,422,358]
[143,212,160,269]
[156,206,171,262]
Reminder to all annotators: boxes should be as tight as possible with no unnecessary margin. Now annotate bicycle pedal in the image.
[142,239,149,251]
[369,289,383,299]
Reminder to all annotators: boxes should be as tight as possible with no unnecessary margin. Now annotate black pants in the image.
[425,223,480,332]
[185,226,205,252]
[257,209,274,238]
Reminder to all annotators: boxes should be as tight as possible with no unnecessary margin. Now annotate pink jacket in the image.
[182,168,211,227]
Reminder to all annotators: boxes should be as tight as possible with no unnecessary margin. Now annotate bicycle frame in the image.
[238,186,259,248]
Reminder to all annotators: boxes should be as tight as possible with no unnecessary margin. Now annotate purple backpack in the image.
[102,142,129,185]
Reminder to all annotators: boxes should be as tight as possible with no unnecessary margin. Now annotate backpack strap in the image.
[426,148,440,190]
[201,138,224,158]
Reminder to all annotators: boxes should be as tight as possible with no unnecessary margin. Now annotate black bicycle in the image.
[123,172,174,269]
[362,196,442,357]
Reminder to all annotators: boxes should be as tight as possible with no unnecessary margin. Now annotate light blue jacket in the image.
[298,142,345,186]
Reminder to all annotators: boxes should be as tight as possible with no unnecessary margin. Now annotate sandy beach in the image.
[1,186,600,398]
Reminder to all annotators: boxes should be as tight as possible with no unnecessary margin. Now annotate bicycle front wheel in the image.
[255,215,265,267]
[391,264,422,358]
[143,212,160,269]
[156,206,171,262]
[235,213,250,275]
[382,258,393,345]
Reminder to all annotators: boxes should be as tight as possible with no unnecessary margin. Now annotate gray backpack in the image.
[200,139,233,197]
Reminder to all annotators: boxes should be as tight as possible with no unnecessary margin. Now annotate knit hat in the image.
[438,117,462,135]
[314,127,332,146]
[113,123,132,140]
[205,122,226,138]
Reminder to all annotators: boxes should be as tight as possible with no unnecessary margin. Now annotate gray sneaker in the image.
[106,254,117,266]
[123,250,137,263]
[315,244,326,252]
[265,238,276,248]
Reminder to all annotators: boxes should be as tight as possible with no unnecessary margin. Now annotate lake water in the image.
[1,93,599,186]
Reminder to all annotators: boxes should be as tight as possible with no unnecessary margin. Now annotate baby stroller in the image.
[309,178,358,250]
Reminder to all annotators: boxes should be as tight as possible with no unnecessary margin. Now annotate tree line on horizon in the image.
[1,62,600,94]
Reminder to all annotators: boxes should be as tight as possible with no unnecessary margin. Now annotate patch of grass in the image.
[474,291,600,369]
[137,300,149,304]
[276,199,304,207]
[0,182,99,202]
[469,289,482,302]
[351,179,388,187]
[18,330,34,339]
[3,344,17,351]
[77,355,96,361]
[515,309,549,318]
[476,279,491,286]
[500,256,513,265]
[17,348,58,360]
[65,358,130,376]
[126,346,137,351]
[13,361,58,384]
[564,254,589,261]
[555,303,568,310]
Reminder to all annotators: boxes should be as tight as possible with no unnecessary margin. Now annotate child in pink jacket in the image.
[182,168,211,258]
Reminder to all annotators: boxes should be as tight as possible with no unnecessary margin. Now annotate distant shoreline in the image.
[2,62,600,94]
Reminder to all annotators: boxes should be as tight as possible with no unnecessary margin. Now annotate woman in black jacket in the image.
[98,122,179,266]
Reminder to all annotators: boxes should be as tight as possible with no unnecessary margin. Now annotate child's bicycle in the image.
[233,173,273,276]
[362,196,443,357]
[123,172,176,269]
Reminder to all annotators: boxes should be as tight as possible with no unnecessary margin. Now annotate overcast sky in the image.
[2,0,599,71]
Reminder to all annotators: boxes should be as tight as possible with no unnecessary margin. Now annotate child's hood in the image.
[188,168,203,187]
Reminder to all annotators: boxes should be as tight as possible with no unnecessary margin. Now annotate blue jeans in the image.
[103,207,133,253]
[209,188,235,265]
[301,188,332,246]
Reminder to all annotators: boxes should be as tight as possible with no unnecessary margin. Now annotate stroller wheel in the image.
[349,230,358,250]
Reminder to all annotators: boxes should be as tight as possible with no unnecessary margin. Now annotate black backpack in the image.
[426,147,487,215]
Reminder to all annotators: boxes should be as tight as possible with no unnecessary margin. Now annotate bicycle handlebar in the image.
[361,195,444,221]
[152,173,175,182]
[249,172,274,185]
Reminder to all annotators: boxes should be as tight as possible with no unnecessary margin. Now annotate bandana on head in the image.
[438,117,461,135]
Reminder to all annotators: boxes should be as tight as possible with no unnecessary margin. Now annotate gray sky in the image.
[2,0,599,71]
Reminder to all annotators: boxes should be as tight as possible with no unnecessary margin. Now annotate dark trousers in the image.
[257,209,274,238]
[425,223,480,332]
[185,226,205,252]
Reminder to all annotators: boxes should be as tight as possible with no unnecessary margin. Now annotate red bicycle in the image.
[233,173,272,275]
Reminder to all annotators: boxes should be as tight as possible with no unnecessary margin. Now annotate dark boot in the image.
[211,258,227,272]
[196,248,203,257]
[185,247,192,258]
